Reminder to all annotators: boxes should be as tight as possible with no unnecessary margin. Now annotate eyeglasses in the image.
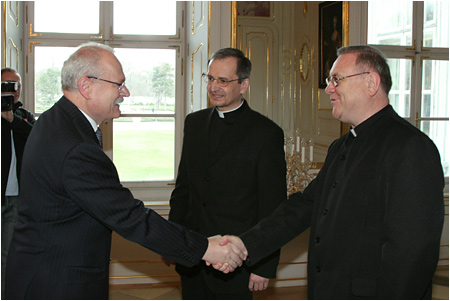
[326,72,370,87]
[87,76,126,92]
[202,73,246,87]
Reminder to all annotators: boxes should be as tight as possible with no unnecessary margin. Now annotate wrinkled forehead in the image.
[207,57,239,77]
[99,52,125,79]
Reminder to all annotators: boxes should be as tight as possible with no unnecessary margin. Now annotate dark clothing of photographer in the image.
[1,101,35,204]
[1,100,35,299]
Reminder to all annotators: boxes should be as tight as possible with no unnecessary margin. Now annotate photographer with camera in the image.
[1,68,35,298]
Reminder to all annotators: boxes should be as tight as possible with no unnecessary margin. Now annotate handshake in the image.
[202,235,248,273]
[162,235,247,274]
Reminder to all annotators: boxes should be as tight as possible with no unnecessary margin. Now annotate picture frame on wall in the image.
[237,1,271,17]
[319,1,349,89]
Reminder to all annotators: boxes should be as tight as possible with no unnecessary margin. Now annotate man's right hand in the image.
[208,235,248,273]
[202,235,247,273]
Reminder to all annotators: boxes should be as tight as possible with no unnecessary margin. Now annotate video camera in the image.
[1,81,19,111]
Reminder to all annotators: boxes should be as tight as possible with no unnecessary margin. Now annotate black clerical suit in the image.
[5,96,208,299]
[169,100,286,297]
[241,105,444,299]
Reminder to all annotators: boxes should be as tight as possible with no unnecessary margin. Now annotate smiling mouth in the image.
[209,92,224,99]
[114,97,124,106]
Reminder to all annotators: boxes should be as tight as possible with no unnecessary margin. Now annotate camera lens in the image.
[1,81,19,93]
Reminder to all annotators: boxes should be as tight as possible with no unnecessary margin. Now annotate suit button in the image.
[315,237,320,244]
[202,202,207,207]
[316,266,321,273]
[204,176,210,181]
[332,182,338,188]
[340,154,346,160]
[323,209,328,215]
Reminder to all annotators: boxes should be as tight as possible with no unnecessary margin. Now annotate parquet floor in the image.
[109,267,448,300]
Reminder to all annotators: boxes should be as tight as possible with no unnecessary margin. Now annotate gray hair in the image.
[61,42,114,91]
[337,45,392,94]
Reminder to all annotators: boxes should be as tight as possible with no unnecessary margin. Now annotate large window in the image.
[25,2,184,189]
[367,1,449,177]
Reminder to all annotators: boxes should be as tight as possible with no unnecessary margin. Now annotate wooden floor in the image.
[109,283,308,300]
[253,286,308,300]
[109,278,448,300]
[109,267,448,300]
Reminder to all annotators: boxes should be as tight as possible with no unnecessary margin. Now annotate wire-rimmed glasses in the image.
[87,76,126,92]
[326,72,370,87]
[201,73,246,87]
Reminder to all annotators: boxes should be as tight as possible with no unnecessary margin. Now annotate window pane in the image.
[424,1,449,48]
[114,48,176,115]
[368,1,412,46]
[422,60,449,118]
[113,1,176,35]
[421,120,449,177]
[34,2,99,34]
[35,46,77,113]
[113,117,175,181]
[387,58,411,118]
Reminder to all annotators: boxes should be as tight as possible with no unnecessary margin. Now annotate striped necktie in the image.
[95,128,103,148]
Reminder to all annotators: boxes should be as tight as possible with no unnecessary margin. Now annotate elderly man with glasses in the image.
[163,47,287,299]
[220,45,444,299]
[5,43,247,300]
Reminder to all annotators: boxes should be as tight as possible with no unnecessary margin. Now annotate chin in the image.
[331,109,339,120]
[210,100,222,107]
[112,107,121,118]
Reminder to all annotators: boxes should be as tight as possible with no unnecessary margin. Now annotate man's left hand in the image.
[1,110,14,122]
[249,273,269,291]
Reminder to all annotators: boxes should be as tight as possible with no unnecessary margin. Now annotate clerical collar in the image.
[78,109,99,132]
[216,99,244,118]
[350,105,392,138]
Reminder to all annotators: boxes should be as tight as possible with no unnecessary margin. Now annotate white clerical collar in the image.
[79,109,99,132]
[350,128,357,137]
[216,99,244,118]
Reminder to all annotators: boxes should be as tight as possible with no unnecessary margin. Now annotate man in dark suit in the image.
[163,48,287,299]
[4,43,247,300]
[221,45,445,299]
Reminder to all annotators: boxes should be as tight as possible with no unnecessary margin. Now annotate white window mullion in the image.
[24,1,185,198]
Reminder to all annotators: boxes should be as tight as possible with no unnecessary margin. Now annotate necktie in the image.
[95,128,103,148]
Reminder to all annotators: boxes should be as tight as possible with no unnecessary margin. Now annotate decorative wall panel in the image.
[186,1,209,114]
[2,1,23,72]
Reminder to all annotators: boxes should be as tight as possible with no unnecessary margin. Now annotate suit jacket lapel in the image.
[57,96,98,145]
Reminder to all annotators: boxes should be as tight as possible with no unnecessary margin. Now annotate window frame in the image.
[23,1,187,202]
[360,1,449,181]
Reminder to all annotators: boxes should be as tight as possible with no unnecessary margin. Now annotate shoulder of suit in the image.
[185,107,215,126]
[186,107,215,119]
[247,108,283,131]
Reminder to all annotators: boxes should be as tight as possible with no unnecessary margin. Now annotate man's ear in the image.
[367,72,381,97]
[77,77,91,99]
[240,78,250,94]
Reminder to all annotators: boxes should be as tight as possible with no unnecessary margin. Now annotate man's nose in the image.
[120,85,130,97]
[324,81,335,95]
[209,80,222,91]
